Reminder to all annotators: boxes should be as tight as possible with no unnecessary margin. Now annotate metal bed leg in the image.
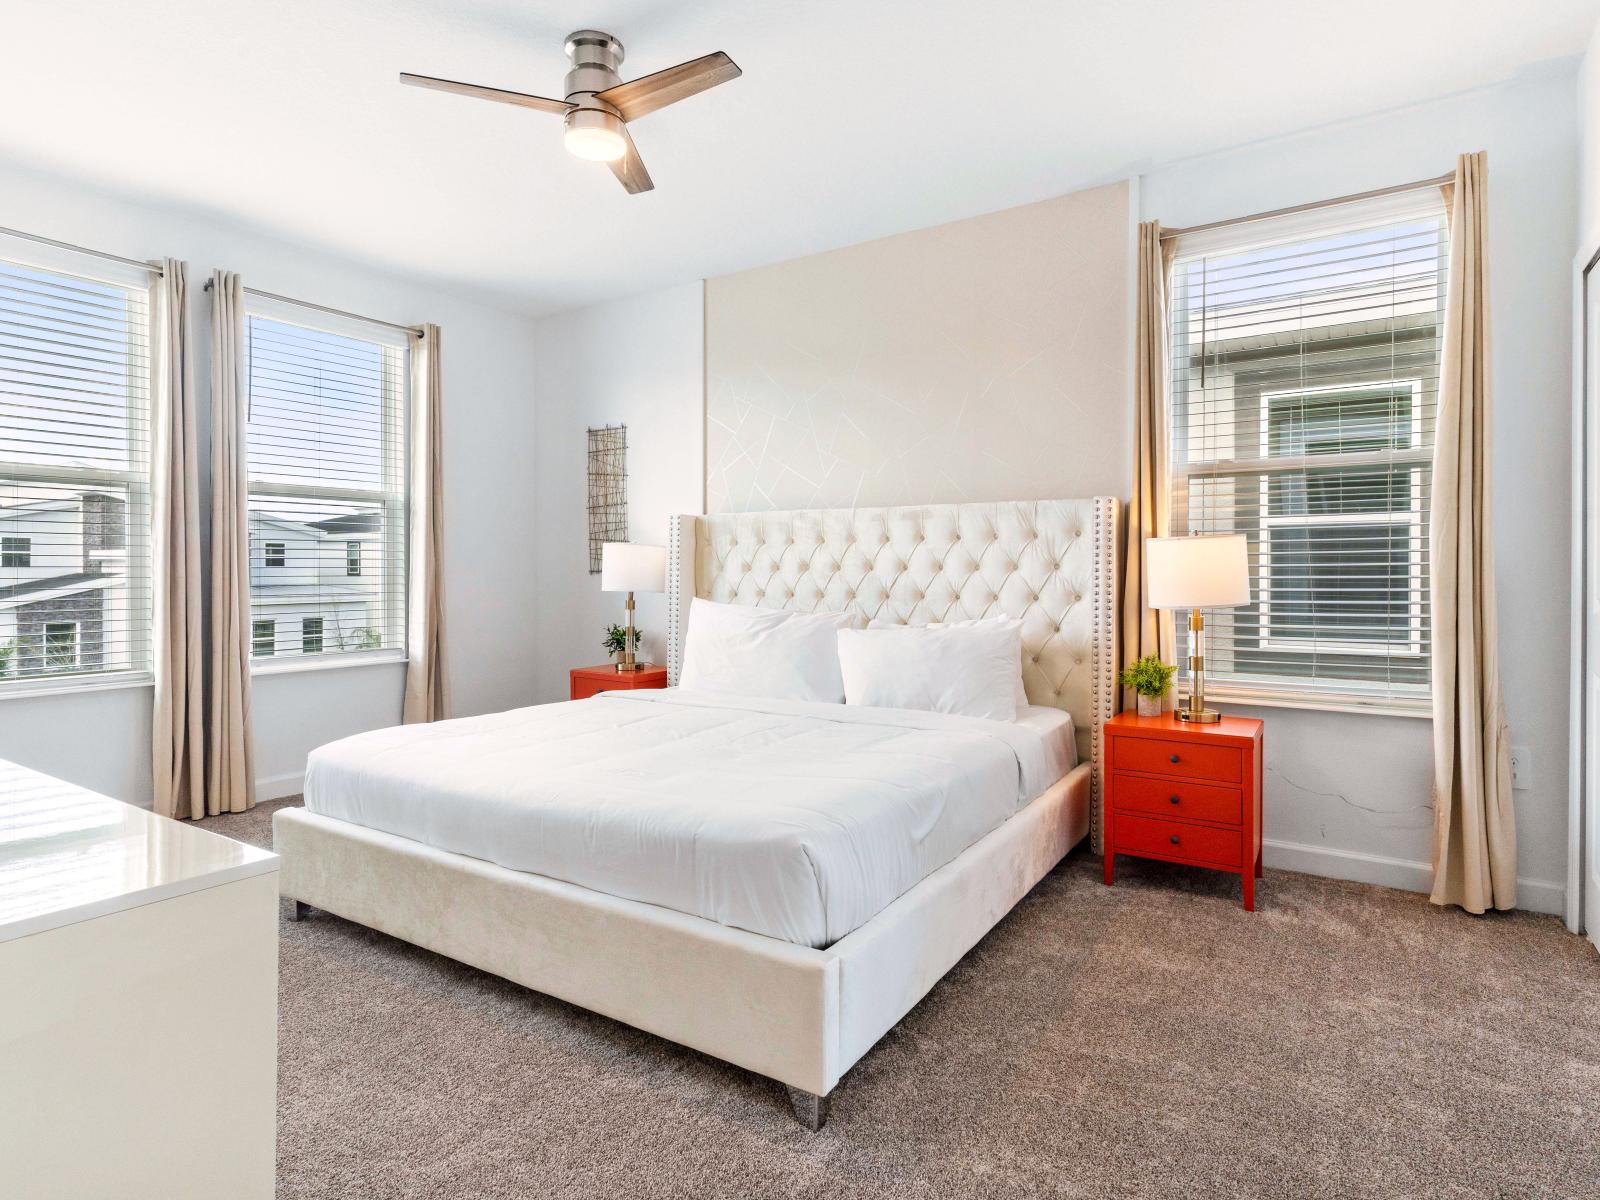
[786,1087,829,1131]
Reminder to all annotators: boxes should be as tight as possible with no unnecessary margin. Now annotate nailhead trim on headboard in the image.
[1089,495,1118,854]
[666,515,687,685]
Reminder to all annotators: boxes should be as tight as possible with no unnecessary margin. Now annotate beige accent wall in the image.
[705,180,1130,513]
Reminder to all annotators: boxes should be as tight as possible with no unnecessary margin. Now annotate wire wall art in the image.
[587,424,628,573]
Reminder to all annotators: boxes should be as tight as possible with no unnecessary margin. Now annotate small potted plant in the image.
[603,623,645,663]
[1120,654,1176,718]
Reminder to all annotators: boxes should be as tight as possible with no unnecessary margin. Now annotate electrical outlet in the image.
[1510,746,1532,791]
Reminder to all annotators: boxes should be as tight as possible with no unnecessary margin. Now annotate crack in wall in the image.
[1267,764,1433,819]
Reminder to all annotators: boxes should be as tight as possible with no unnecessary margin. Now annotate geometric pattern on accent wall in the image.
[706,181,1131,514]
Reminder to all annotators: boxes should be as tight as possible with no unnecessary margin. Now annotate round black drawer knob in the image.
[1169,754,1180,763]
[1169,795,1180,805]
[1169,834,1181,845]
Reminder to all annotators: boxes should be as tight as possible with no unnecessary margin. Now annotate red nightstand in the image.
[569,663,669,701]
[1103,712,1264,910]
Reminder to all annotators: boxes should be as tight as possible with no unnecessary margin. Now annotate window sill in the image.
[1204,686,1432,720]
[251,650,408,678]
[0,672,154,702]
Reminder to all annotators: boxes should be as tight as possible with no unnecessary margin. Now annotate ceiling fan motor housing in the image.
[564,31,624,108]
[563,30,627,143]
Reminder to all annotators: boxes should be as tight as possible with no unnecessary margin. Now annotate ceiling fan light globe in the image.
[565,125,627,161]
[564,110,628,162]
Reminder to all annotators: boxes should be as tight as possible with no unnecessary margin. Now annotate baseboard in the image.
[255,770,305,803]
[1264,838,1565,916]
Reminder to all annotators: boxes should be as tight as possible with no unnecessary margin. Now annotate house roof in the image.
[308,512,381,535]
[0,571,114,610]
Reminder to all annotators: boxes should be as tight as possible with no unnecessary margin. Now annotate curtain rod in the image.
[202,278,424,338]
[0,223,164,276]
[1159,172,1455,241]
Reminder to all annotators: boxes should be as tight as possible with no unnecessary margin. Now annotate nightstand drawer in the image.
[1115,737,1242,784]
[1113,813,1242,868]
[1111,773,1243,826]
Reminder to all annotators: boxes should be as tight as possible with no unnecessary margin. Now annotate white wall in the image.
[704,182,1130,512]
[0,161,541,806]
[1581,21,1600,245]
[1141,63,1579,912]
[528,283,704,703]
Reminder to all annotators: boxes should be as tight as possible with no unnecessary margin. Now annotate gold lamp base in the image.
[1177,610,1222,723]
[614,589,643,672]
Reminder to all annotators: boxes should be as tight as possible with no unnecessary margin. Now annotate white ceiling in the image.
[4,0,1596,315]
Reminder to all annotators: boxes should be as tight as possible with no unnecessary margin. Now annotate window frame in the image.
[242,295,411,676]
[0,535,30,568]
[1165,192,1445,717]
[0,236,156,699]
[263,541,287,568]
[301,616,324,655]
[346,540,362,577]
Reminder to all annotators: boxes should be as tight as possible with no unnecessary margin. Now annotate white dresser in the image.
[0,759,280,1200]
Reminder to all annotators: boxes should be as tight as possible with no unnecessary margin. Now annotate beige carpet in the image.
[214,798,1600,1199]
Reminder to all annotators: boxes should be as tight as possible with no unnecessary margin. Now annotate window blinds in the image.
[1167,190,1448,709]
[0,253,152,685]
[244,307,408,662]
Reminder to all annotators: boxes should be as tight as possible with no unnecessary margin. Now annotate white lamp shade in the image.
[600,543,667,593]
[1146,534,1250,609]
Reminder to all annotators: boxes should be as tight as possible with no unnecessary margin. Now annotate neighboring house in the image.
[247,508,387,658]
[0,491,128,678]
[0,493,391,678]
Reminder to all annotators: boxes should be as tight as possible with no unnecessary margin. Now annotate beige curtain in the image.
[403,323,449,723]
[1430,151,1515,912]
[150,260,205,820]
[1121,221,1178,709]
[205,271,255,814]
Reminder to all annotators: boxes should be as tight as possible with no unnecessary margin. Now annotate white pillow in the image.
[837,623,1022,722]
[868,616,1029,709]
[679,598,858,703]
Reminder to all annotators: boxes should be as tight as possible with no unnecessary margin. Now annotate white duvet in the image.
[303,689,1076,947]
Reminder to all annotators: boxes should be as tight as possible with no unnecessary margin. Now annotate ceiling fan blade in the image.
[593,51,741,122]
[608,125,654,195]
[399,73,574,116]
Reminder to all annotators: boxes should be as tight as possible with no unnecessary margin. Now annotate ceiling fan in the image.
[401,30,741,194]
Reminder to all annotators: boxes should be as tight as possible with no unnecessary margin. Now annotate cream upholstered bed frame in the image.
[274,497,1118,1129]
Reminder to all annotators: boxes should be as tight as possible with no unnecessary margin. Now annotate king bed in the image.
[273,497,1118,1128]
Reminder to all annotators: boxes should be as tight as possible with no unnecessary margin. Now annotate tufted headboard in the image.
[665,498,1119,847]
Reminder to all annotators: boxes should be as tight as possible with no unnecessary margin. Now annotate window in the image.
[0,245,152,685]
[1166,192,1446,710]
[244,303,408,665]
[252,618,276,657]
[43,622,79,669]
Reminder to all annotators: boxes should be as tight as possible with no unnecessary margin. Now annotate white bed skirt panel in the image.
[274,760,1090,1098]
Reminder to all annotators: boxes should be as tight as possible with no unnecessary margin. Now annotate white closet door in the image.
[1582,255,1600,947]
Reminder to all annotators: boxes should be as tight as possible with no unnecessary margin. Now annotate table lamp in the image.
[601,542,667,672]
[1146,533,1250,723]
